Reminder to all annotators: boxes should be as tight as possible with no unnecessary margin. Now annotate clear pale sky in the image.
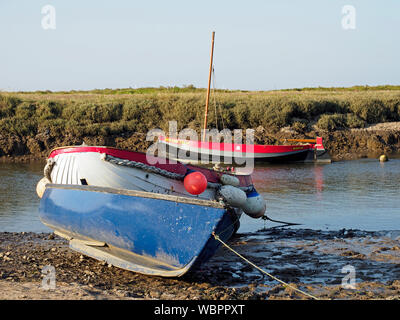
[0,0,399,91]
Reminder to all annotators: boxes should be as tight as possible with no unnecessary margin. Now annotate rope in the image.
[103,154,186,180]
[212,232,320,300]
[211,67,225,130]
[102,153,254,192]
[261,214,302,228]
[212,67,219,130]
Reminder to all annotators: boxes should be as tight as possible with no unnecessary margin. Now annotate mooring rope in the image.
[211,66,226,131]
[102,154,254,192]
[261,214,302,227]
[212,232,320,300]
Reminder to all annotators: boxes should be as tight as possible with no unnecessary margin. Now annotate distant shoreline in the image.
[1,123,399,163]
[1,120,400,163]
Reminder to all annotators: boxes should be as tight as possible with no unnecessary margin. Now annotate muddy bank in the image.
[0,132,151,163]
[1,229,400,300]
[262,122,400,161]
[1,122,399,163]
[316,124,400,161]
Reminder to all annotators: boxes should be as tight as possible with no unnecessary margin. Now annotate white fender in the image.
[218,185,247,208]
[220,174,240,187]
[242,190,266,219]
[36,177,51,198]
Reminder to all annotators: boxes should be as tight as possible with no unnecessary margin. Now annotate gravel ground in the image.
[1,228,400,300]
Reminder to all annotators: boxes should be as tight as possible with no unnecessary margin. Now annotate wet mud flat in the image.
[1,229,400,300]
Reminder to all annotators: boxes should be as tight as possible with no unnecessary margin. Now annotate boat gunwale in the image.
[45,183,226,209]
[47,145,173,162]
[46,145,254,184]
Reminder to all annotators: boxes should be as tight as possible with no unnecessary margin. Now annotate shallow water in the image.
[0,158,399,233]
[0,162,50,232]
[241,157,400,232]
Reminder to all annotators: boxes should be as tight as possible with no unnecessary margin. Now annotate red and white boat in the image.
[158,32,331,165]
[158,136,330,164]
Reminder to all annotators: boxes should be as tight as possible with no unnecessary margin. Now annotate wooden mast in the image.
[202,31,215,141]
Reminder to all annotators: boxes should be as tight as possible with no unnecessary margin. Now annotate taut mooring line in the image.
[212,232,321,300]
[262,214,302,227]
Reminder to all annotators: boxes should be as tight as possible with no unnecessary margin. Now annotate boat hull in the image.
[158,136,331,164]
[162,142,314,164]
[39,184,237,277]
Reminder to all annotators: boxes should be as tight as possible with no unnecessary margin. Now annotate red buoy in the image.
[184,172,208,195]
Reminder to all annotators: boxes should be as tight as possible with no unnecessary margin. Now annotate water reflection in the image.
[314,165,324,199]
[245,159,400,232]
[251,163,327,196]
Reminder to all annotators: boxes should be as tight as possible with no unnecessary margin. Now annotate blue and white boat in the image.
[37,146,266,277]
[39,183,238,277]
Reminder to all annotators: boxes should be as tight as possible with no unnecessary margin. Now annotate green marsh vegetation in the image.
[1,85,400,141]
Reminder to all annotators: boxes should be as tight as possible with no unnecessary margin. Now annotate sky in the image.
[0,0,399,91]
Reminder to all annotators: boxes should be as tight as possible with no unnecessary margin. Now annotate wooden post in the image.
[202,31,215,141]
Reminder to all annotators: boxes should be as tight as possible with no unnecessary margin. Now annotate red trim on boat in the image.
[159,136,315,154]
